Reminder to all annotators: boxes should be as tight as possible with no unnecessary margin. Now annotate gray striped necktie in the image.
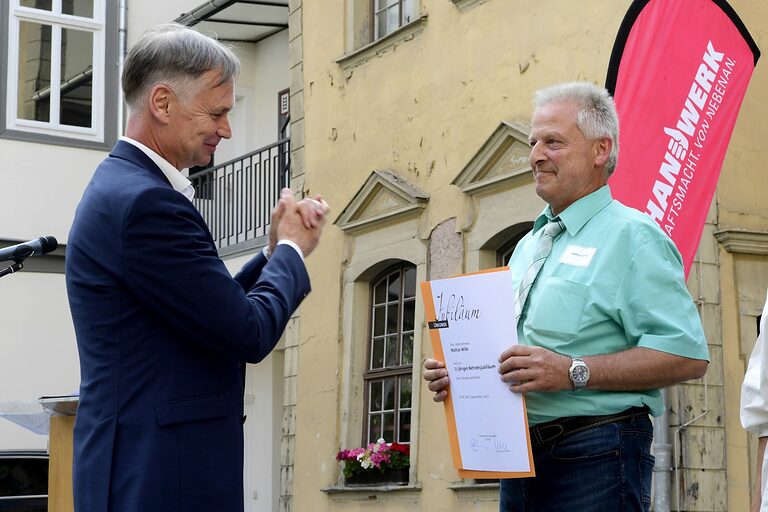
[514,219,565,324]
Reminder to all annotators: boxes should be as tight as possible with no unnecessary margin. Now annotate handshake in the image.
[269,187,330,259]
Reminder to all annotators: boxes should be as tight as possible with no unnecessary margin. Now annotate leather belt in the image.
[530,406,650,447]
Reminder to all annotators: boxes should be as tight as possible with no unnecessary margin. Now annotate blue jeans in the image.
[500,414,654,511]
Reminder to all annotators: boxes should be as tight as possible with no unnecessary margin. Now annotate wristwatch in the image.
[569,356,590,391]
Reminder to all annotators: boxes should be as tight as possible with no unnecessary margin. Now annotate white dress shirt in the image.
[119,136,303,261]
[741,289,768,511]
[120,136,195,201]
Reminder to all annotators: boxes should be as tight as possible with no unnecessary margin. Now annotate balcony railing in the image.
[191,138,290,249]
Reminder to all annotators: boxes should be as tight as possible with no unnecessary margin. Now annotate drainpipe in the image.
[653,388,672,512]
[117,0,127,136]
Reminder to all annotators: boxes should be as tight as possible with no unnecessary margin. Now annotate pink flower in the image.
[337,438,410,479]
[370,451,391,468]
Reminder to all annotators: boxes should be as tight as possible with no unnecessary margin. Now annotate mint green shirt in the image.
[508,186,709,425]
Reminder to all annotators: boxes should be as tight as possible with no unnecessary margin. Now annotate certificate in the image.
[421,267,535,478]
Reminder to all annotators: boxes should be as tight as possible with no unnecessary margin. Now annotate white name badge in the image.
[559,245,597,267]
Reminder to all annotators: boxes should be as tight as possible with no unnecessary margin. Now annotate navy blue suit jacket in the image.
[65,141,310,512]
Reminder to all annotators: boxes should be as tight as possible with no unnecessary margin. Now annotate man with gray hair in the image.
[66,23,327,511]
[423,81,709,511]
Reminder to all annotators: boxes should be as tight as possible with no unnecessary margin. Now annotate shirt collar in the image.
[119,136,195,202]
[533,185,614,235]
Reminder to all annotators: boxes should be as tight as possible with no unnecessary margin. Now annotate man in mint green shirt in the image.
[423,82,709,512]
[509,184,709,426]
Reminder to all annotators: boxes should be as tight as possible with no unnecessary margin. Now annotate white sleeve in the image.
[741,289,768,438]
[263,241,305,262]
[277,240,304,262]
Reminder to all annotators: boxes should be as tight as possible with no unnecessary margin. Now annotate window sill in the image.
[322,482,422,495]
[0,127,113,151]
[336,15,428,70]
[448,481,500,492]
[449,481,500,504]
[452,0,494,13]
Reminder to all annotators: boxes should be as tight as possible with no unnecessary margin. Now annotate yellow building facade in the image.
[286,1,768,510]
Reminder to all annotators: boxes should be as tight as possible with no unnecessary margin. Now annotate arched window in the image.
[363,263,416,445]
[493,223,533,268]
[496,231,527,267]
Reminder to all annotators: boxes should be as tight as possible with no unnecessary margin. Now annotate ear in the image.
[148,84,173,123]
[593,137,612,168]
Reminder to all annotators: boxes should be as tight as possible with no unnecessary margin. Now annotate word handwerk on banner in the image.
[646,40,736,237]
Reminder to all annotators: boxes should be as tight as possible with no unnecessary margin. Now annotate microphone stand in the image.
[0,261,24,278]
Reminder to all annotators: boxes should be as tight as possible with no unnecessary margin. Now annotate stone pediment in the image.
[452,121,532,196]
[714,228,768,255]
[335,170,428,234]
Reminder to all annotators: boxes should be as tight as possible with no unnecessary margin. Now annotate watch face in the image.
[572,365,589,383]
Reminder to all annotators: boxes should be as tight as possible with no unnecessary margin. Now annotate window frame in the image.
[338,0,426,69]
[371,0,404,42]
[0,0,118,149]
[361,263,415,446]
[496,229,529,267]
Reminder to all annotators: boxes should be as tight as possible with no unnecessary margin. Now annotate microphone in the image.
[0,236,58,262]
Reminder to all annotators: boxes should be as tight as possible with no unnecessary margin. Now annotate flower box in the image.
[345,466,408,486]
[337,439,410,487]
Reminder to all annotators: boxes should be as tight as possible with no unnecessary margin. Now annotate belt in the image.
[530,406,650,447]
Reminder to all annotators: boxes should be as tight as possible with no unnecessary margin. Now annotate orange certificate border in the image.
[420,266,535,479]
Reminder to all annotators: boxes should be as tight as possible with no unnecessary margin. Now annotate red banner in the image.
[606,0,759,275]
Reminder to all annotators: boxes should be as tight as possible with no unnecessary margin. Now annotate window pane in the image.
[60,28,93,127]
[403,0,416,24]
[387,5,400,34]
[399,375,412,408]
[18,22,52,122]
[375,0,396,11]
[499,246,513,266]
[370,380,382,412]
[383,378,395,410]
[63,0,94,18]
[385,335,398,367]
[375,11,387,39]
[365,265,416,450]
[402,298,415,331]
[382,412,395,442]
[21,0,52,10]
[369,413,382,443]
[401,333,413,365]
[373,305,385,336]
[496,230,529,268]
[387,273,401,301]
[374,280,387,305]
[371,337,384,369]
[398,411,411,443]
[403,267,416,298]
[386,303,399,334]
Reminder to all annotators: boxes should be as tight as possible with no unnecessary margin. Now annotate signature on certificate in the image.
[470,433,510,454]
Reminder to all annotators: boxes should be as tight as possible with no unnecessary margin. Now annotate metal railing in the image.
[191,138,290,249]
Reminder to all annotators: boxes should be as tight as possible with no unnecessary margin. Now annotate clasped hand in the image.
[269,188,330,258]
